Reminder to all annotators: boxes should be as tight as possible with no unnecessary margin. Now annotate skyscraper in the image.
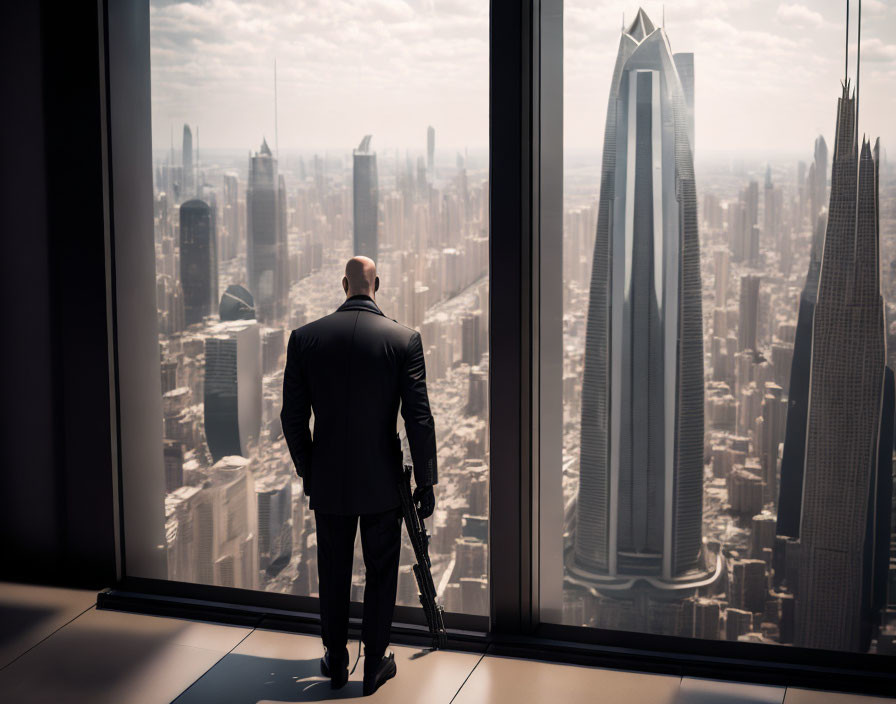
[777,196,827,538]
[763,165,777,247]
[353,135,379,261]
[179,199,217,326]
[277,173,290,308]
[427,125,435,180]
[193,456,259,589]
[222,173,239,261]
[247,138,286,322]
[738,274,761,352]
[745,181,760,265]
[204,315,262,463]
[182,124,193,199]
[790,82,893,652]
[573,10,712,599]
[809,135,828,224]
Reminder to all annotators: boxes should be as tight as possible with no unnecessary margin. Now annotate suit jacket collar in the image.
[336,295,385,316]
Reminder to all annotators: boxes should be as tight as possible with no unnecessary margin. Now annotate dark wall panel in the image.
[0,1,116,588]
[0,1,59,584]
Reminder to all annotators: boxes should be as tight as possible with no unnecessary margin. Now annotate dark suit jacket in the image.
[280,295,438,514]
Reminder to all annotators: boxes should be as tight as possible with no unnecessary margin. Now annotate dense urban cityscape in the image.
[560,11,895,653]
[149,7,895,655]
[154,128,491,616]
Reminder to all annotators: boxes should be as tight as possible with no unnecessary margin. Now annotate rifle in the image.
[397,462,448,649]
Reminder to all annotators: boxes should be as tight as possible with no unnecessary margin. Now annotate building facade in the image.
[573,9,708,595]
[353,135,379,261]
[793,83,893,652]
[247,139,287,322]
[204,318,262,463]
[179,198,217,326]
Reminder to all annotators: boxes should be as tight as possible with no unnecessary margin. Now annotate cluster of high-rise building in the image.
[146,6,896,652]
[151,121,491,615]
[562,8,895,655]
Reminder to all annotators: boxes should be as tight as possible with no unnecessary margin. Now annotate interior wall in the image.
[0,1,116,589]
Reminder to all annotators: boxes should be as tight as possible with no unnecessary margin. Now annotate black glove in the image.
[413,485,435,519]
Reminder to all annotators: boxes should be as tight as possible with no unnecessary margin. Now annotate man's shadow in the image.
[174,654,365,702]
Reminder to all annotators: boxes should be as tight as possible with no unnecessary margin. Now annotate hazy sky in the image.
[150,0,895,157]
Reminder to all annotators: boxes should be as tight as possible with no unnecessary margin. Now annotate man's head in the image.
[342,256,379,299]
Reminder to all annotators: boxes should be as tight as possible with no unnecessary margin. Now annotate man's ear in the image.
[342,276,349,294]
[374,276,380,293]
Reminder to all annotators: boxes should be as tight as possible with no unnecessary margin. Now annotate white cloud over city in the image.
[150,0,895,156]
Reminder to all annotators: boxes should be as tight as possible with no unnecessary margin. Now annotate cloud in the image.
[862,37,896,63]
[776,3,825,28]
[149,0,896,154]
[150,0,489,148]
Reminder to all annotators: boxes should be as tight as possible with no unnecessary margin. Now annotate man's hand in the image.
[413,485,435,519]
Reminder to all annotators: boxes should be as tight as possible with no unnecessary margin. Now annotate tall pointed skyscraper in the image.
[571,10,716,620]
[353,135,379,261]
[790,81,893,652]
[247,138,287,322]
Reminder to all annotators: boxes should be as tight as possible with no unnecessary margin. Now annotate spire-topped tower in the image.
[626,7,655,41]
[781,5,893,651]
[570,10,717,631]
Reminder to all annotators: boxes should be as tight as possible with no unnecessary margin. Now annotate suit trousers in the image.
[314,507,402,664]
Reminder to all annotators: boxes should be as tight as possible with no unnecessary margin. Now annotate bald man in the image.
[281,256,437,696]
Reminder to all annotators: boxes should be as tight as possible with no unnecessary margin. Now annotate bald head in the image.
[342,256,379,299]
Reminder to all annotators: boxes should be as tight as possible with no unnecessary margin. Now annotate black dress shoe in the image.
[362,652,396,696]
[320,647,349,689]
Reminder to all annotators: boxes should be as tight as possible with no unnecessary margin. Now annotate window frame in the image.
[99,0,896,693]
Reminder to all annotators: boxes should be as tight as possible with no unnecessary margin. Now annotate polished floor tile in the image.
[678,677,785,704]
[175,627,485,703]
[0,582,97,670]
[451,655,680,704]
[785,689,896,704]
[0,606,252,704]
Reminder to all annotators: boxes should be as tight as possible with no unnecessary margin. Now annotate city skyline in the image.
[149,0,895,154]
[144,0,896,653]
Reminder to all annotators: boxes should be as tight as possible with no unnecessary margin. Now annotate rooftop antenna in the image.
[274,58,279,161]
[195,125,199,193]
[855,0,861,152]
[845,0,849,84]
[663,5,665,28]
[622,11,625,32]
[852,0,863,267]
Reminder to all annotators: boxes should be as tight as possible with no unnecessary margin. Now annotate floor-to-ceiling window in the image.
[542,0,896,656]
[129,0,489,617]
[107,0,896,673]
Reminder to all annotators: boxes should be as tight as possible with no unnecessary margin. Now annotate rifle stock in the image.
[398,463,447,649]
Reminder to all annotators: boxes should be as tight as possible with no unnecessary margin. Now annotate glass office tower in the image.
[204,316,262,463]
[179,198,217,327]
[353,134,379,261]
[571,10,716,624]
[247,138,286,322]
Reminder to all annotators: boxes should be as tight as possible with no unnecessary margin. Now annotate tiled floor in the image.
[0,583,892,703]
